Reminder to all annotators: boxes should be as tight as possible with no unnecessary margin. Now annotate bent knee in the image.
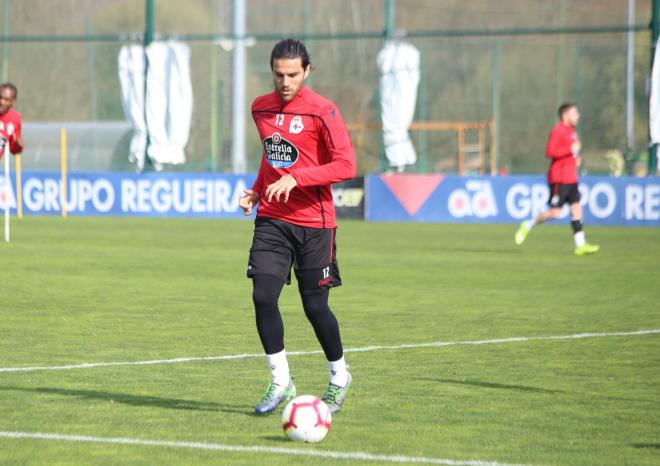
[252,275,284,308]
[301,291,330,315]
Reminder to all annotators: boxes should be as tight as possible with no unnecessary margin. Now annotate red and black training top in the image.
[251,86,356,228]
[545,121,579,185]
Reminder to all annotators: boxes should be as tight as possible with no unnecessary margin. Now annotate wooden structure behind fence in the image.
[347,119,496,175]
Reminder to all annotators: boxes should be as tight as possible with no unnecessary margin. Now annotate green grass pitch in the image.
[1,217,659,465]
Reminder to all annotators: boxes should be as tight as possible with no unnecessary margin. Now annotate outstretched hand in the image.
[10,131,22,145]
[265,174,297,203]
[571,139,581,156]
[239,189,260,215]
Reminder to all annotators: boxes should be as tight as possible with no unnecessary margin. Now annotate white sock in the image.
[328,356,348,387]
[266,350,290,386]
[526,218,537,229]
[574,231,586,247]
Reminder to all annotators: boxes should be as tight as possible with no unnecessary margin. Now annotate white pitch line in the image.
[0,352,277,373]
[344,329,660,353]
[1,328,658,374]
[0,431,532,466]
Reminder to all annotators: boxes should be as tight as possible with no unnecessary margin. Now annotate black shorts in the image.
[247,217,342,294]
[547,183,580,208]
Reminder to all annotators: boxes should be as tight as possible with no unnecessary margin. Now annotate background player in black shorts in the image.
[515,103,599,255]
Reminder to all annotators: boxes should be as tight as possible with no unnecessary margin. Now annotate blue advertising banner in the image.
[0,171,256,218]
[366,174,660,226]
[2,172,658,225]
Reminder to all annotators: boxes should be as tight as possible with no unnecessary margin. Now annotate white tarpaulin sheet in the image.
[650,38,660,145]
[377,41,420,171]
[119,41,193,171]
[118,45,147,170]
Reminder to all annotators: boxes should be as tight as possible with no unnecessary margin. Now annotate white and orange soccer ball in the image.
[281,395,332,443]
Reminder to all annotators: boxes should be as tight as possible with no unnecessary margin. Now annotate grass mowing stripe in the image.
[0,431,534,466]
[1,328,658,373]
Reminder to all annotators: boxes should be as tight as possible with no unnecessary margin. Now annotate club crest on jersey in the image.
[263,132,299,168]
[289,116,304,134]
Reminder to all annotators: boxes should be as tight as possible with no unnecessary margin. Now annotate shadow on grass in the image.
[0,385,252,415]
[424,378,566,394]
[632,443,660,450]
[419,378,658,404]
[261,435,291,443]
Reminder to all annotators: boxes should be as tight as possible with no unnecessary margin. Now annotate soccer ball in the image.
[281,395,332,443]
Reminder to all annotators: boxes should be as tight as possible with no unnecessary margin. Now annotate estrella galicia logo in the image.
[263,132,299,168]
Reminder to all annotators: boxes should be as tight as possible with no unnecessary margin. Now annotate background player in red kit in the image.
[0,83,24,156]
[515,102,599,255]
[239,39,356,415]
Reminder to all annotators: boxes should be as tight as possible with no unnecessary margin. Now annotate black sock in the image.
[571,220,583,234]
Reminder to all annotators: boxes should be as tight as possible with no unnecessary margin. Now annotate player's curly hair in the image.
[270,38,311,70]
[0,82,17,98]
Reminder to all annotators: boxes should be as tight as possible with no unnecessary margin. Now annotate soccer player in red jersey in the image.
[0,83,24,156]
[515,102,599,255]
[239,39,355,415]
